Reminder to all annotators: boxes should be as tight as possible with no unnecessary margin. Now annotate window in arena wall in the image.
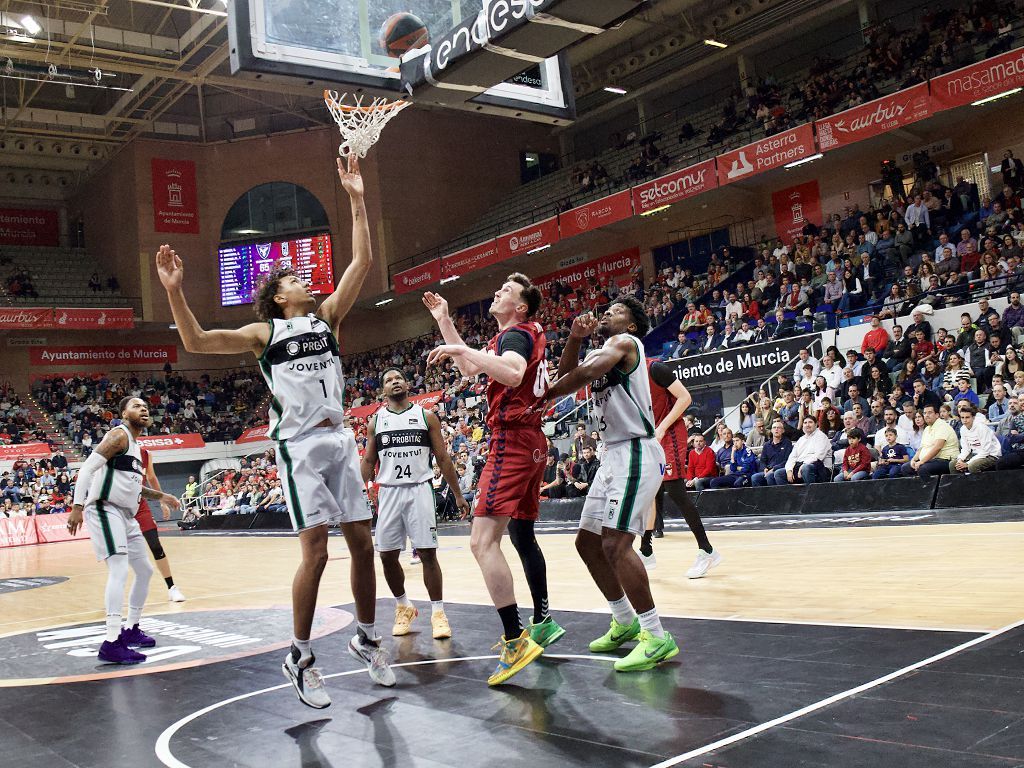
[948,155,991,202]
[221,182,329,242]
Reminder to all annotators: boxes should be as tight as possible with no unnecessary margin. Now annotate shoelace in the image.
[302,667,325,690]
[370,645,391,673]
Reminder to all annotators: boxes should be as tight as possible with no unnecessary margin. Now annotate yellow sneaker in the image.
[486,630,543,686]
[431,610,452,639]
[392,604,418,636]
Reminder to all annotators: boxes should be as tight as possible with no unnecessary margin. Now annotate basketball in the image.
[379,12,429,58]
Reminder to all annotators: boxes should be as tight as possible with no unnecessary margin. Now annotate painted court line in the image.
[645,617,1024,768]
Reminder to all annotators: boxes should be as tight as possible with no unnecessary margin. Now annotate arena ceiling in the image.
[0,0,851,192]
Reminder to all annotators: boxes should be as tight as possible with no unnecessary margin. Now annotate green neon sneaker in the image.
[589,616,641,653]
[526,616,566,648]
[613,630,679,672]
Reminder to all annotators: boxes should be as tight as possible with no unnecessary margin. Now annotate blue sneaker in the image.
[98,638,146,664]
[120,624,156,648]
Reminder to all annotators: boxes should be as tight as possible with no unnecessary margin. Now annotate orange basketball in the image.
[379,12,429,58]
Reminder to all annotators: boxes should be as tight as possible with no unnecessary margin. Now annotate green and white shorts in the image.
[579,437,665,537]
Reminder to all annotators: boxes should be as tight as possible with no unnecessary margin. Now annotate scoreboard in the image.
[219,233,334,306]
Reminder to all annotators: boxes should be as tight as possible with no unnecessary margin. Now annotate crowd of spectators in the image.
[0,384,50,446]
[0,451,72,518]
[5,265,38,299]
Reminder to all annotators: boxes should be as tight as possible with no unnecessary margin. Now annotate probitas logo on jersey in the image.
[380,434,391,446]
[286,341,300,356]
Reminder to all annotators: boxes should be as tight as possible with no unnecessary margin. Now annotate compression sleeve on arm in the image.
[649,361,677,389]
[498,328,533,360]
[72,451,108,507]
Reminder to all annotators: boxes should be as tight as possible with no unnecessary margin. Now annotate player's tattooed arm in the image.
[547,335,633,399]
[319,155,370,332]
[67,429,129,534]
[141,485,181,511]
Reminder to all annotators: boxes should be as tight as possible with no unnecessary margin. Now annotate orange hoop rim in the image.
[322,90,408,112]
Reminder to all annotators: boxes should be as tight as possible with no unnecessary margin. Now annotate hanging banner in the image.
[138,433,206,451]
[440,240,500,279]
[816,83,932,152]
[0,208,59,247]
[664,334,821,386]
[559,190,633,239]
[930,46,1024,112]
[495,218,559,262]
[52,308,134,330]
[235,425,270,444]
[716,123,816,185]
[0,442,52,460]
[29,345,177,367]
[34,512,89,545]
[151,158,200,234]
[0,308,53,330]
[393,259,441,295]
[632,159,718,214]
[533,247,641,297]
[347,390,445,420]
[772,180,822,243]
[0,516,38,548]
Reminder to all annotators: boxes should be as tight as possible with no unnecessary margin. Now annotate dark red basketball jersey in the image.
[647,359,687,444]
[485,321,548,430]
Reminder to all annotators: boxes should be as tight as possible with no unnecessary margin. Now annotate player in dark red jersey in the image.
[424,273,564,685]
[136,448,186,601]
[642,362,720,577]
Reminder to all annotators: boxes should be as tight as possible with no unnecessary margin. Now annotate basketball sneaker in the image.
[282,647,331,709]
[431,610,452,640]
[487,630,544,686]
[614,630,679,672]
[527,615,566,648]
[98,638,146,665]
[120,624,156,648]
[588,616,641,653]
[640,551,657,571]
[392,605,418,636]
[409,549,421,566]
[348,630,396,687]
[686,549,722,579]
[168,586,186,602]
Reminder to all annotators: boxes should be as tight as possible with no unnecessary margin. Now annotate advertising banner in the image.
[632,159,718,214]
[532,247,641,297]
[235,425,270,444]
[34,512,90,545]
[0,443,52,459]
[52,308,134,330]
[138,433,206,451]
[664,335,821,386]
[440,240,500,279]
[29,345,178,367]
[347,390,445,420]
[0,516,39,548]
[0,308,53,330]
[151,158,200,234]
[495,217,559,262]
[816,83,931,152]
[930,46,1024,112]
[772,180,822,244]
[393,259,441,295]
[0,208,59,247]
[716,123,816,185]
[558,190,633,239]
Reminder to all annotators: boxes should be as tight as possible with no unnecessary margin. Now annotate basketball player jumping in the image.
[136,447,187,602]
[424,275,565,686]
[67,397,182,664]
[158,155,394,710]
[546,299,679,671]
[361,367,468,639]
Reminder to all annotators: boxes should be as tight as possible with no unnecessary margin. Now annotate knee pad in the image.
[151,544,166,561]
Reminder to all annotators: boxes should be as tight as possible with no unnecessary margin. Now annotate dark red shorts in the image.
[474,427,546,521]
[135,500,157,533]
[661,425,688,481]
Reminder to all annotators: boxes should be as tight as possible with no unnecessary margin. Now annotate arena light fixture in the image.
[527,244,550,254]
[784,152,823,169]
[20,15,41,34]
[603,86,628,95]
[440,275,460,285]
[703,39,728,49]
[971,87,1021,106]
[375,298,393,307]
[640,204,671,216]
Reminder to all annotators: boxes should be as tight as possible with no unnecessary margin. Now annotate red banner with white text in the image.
[393,260,441,295]
[0,442,52,460]
[632,159,718,213]
[0,516,39,547]
[52,308,134,329]
[559,190,634,239]
[29,345,178,367]
[496,217,560,262]
[930,46,1024,112]
[138,433,206,451]
[772,180,822,244]
[151,158,200,234]
[816,83,932,152]
[533,248,642,297]
[716,123,816,185]
[236,425,270,444]
[440,240,500,279]
[34,512,89,545]
[348,390,445,420]
[0,308,53,329]
[0,208,59,247]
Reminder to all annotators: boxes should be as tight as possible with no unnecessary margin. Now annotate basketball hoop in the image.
[323,90,410,158]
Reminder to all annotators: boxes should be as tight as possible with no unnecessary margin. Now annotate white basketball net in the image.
[323,90,410,158]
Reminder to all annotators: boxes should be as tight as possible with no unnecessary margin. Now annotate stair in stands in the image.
[21,392,84,461]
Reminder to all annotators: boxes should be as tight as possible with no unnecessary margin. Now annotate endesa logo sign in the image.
[393,260,441,295]
[632,159,717,214]
[496,217,558,262]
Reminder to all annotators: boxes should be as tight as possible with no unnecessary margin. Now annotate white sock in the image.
[608,596,637,627]
[431,600,444,615]
[126,605,143,628]
[395,594,412,608]
[105,614,122,643]
[357,621,377,642]
[638,607,665,638]
[292,637,312,666]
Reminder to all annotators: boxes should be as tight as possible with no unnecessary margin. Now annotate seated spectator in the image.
[751,420,792,486]
[872,427,911,478]
[685,434,717,491]
[833,428,871,481]
[901,404,959,480]
[539,453,566,499]
[88,272,101,292]
[784,416,833,484]
[707,432,758,488]
[951,378,980,408]
[568,445,600,498]
[950,403,1001,475]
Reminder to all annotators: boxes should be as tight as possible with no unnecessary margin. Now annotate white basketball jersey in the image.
[589,334,656,444]
[374,405,432,486]
[257,314,344,441]
[87,424,144,513]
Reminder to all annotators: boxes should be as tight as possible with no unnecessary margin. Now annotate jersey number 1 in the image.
[318,379,327,398]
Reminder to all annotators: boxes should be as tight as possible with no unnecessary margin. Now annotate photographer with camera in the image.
[880,159,907,204]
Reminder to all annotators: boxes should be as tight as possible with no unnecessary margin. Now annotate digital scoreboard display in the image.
[219,233,334,307]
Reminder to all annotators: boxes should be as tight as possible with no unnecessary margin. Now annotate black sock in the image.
[508,518,549,624]
[497,604,523,639]
[164,577,174,588]
[639,530,654,557]
[665,480,712,553]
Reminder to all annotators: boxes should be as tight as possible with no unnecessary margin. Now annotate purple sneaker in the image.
[120,624,156,648]
[98,638,147,665]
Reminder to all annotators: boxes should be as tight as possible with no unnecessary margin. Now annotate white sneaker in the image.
[686,549,722,579]
[282,649,331,709]
[639,551,657,571]
[168,586,186,602]
[348,632,396,687]
[409,552,421,566]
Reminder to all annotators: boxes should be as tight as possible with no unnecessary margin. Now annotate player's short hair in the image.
[382,367,406,382]
[507,273,541,318]
[613,296,650,337]
[118,396,136,416]
[254,266,297,321]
